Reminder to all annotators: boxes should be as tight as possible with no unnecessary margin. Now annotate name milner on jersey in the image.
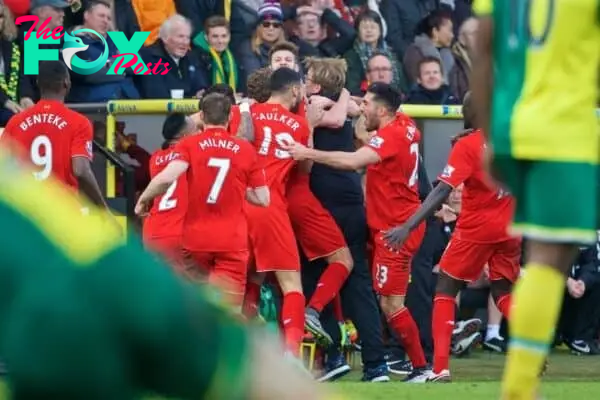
[252,112,301,131]
[18,113,68,131]
[199,138,241,153]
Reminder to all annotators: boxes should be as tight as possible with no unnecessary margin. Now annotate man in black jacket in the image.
[558,236,600,355]
[405,57,460,105]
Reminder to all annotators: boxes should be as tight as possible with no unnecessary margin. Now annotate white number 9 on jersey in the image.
[258,127,295,159]
[30,135,52,181]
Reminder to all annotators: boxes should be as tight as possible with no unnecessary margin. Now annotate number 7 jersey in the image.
[250,102,311,207]
[365,113,422,230]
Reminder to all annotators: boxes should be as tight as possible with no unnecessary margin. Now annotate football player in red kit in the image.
[246,68,311,356]
[1,61,107,210]
[285,83,431,382]
[136,93,269,309]
[142,114,196,265]
[384,92,520,382]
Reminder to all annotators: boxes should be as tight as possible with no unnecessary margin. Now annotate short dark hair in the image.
[37,61,69,94]
[247,67,272,103]
[462,91,474,130]
[366,52,391,71]
[268,41,299,63]
[204,83,236,105]
[269,67,301,94]
[162,113,187,149]
[204,15,230,33]
[84,0,111,13]
[416,8,453,37]
[366,82,402,113]
[418,56,443,75]
[200,93,231,126]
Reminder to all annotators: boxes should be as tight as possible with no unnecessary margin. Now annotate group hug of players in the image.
[136,57,522,383]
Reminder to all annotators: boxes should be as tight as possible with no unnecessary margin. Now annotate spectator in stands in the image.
[403,9,455,86]
[137,15,209,99]
[405,57,460,105]
[238,1,316,77]
[67,0,140,103]
[17,0,69,102]
[289,3,356,57]
[439,0,474,37]
[380,0,438,58]
[449,17,477,102]
[0,4,34,126]
[194,16,242,94]
[558,237,600,355]
[344,10,404,96]
[129,0,176,46]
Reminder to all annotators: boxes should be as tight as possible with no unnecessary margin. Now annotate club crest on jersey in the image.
[441,165,455,178]
[86,140,93,157]
[369,136,384,149]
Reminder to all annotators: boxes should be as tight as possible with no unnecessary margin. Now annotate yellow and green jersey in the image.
[0,153,249,399]
[474,0,600,164]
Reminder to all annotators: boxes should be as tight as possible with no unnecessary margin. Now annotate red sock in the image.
[308,262,349,313]
[432,294,456,374]
[332,295,344,323]
[242,281,261,319]
[388,308,427,368]
[281,291,306,356]
[495,294,512,319]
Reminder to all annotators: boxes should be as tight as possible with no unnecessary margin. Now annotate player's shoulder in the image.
[472,0,493,15]
[0,152,123,264]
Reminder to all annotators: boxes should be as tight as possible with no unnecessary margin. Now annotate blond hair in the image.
[0,5,17,41]
[304,57,348,96]
[251,24,285,54]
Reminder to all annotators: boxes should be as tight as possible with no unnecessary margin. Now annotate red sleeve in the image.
[437,139,474,188]
[71,117,93,160]
[366,128,398,161]
[173,138,191,164]
[245,146,266,188]
[228,106,241,136]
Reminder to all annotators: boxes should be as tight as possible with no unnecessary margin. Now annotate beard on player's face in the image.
[364,110,380,131]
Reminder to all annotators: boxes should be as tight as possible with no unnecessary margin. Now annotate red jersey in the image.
[176,127,265,252]
[228,105,241,136]
[437,130,515,243]
[143,146,188,240]
[365,115,421,230]
[250,102,310,206]
[1,100,93,189]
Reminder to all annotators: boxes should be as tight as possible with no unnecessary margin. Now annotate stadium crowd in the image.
[1,0,600,386]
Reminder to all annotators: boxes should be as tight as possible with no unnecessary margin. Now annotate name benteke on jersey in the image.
[252,111,301,131]
[18,113,68,131]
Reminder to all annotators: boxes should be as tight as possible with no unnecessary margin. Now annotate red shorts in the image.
[439,237,522,282]
[370,223,425,296]
[143,235,183,266]
[246,203,300,272]
[287,179,347,260]
[185,249,249,299]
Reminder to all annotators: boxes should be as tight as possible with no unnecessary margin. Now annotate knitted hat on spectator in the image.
[258,0,283,23]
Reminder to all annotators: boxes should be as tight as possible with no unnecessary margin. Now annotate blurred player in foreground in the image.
[137,93,269,308]
[384,93,521,382]
[142,113,195,265]
[1,61,107,210]
[471,1,600,398]
[0,151,331,400]
[285,83,431,382]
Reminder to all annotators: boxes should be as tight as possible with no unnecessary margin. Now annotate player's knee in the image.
[329,247,354,271]
[380,295,405,316]
[525,240,579,274]
[435,271,464,297]
[490,278,513,300]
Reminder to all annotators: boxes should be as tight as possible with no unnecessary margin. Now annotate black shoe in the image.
[403,366,432,383]
[389,360,412,375]
[483,336,507,353]
[567,339,600,355]
[361,364,390,382]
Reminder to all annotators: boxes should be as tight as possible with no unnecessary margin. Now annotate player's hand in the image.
[434,204,458,223]
[567,277,585,299]
[383,225,411,250]
[19,97,35,109]
[282,141,310,160]
[4,100,22,114]
[135,198,151,217]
